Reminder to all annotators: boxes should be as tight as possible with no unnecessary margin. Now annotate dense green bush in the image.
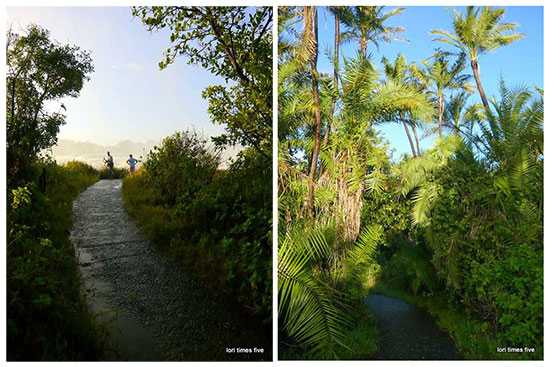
[123,131,272,319]
[7,160,102,360]
[381,241,440,296]
[98,166,128,179]
[425,147,542,355]
[144,131,220,205]
[361,176,415,240]
[360,174,419,264]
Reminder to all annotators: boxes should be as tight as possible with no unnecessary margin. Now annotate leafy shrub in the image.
[382,241,440,296]
[278,221,352,359]
[425,147,542,355]
[144,131,220,205]
[98,166,128,179]
[7,160,102,360]
[278,220,384,359]
[123,132,272,319]
[361,176,415,239]
[64,160,99,178]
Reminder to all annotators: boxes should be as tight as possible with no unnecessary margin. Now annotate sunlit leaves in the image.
[133,7,272,158]
[278,223,352,358]
[432,6,524,61]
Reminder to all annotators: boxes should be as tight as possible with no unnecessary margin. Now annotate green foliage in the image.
[382,242,440,296]
[278,221,384,359]
[132,6,272,157]
[7,160,102,360]
[425,154,542,353]
[332,311,379,360]
[98,166,128,179]
[443,91,484,134]
[278,222,352,359]
[6,25,93,185]
[361,174,415,238]
[410,85,544,356]
[476,82,543,168]
[123,133,272,319]
[432,6,524,61]
[397,134,462,225]
[143,131,220,205]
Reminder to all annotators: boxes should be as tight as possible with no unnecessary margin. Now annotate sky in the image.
[6,6,545,159]
[7,7,229,146]
[315,6,544,160]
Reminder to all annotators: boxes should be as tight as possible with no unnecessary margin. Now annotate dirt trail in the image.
[71,179,271,361]
[365,293,458,360]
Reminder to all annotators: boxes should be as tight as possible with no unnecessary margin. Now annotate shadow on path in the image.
[365,293,458,360]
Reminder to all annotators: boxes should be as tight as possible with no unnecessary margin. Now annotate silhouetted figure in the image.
[104,151,114,178]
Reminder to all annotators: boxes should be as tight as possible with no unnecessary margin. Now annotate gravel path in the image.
[71,179,271,361]
[365,293,458,360]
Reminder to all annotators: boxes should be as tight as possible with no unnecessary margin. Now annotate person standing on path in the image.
[104,151,114,178]
[126,154,139,174]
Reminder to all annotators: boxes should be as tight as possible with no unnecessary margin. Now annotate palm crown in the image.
[431,6,523,109]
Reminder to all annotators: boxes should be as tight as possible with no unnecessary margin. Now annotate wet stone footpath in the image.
[71,179,271,361]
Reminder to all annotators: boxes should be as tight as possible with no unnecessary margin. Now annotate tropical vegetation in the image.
[278,6,542,360]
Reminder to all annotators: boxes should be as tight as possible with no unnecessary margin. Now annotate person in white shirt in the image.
[126,154,139,174]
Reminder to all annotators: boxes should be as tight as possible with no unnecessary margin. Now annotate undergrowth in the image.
[7,160,105,360]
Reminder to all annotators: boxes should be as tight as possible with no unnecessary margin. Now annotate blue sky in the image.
[7,7,228,145]
[315,6,543,160]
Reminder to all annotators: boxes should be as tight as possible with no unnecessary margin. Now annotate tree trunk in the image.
[305,7,321,217]
[412,124,421,155]
[438,93,444,137]
[470,59,489,110]
[323,11,340,146]
[400,112,416,156]
[360,34,367,57]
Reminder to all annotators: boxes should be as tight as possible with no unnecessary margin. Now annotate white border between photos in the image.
[0,1,547,367]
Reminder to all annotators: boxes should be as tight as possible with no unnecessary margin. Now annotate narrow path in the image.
[365,293,458,360]
[71,179,271,361]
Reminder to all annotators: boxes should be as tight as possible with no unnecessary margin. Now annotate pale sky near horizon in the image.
[7,7,229,146]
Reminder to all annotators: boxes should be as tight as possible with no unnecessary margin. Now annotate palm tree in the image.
[410,52,472,136]
[278,223,351,358]
[432,6,524,109]
[443,91,484,137]
[323,7,344,146]
[301,6,322,217]
[339,6,405,57]
[320,56,433,241]
[475,82,543,169]
[381,53,421,156]
[400,83,543,226]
